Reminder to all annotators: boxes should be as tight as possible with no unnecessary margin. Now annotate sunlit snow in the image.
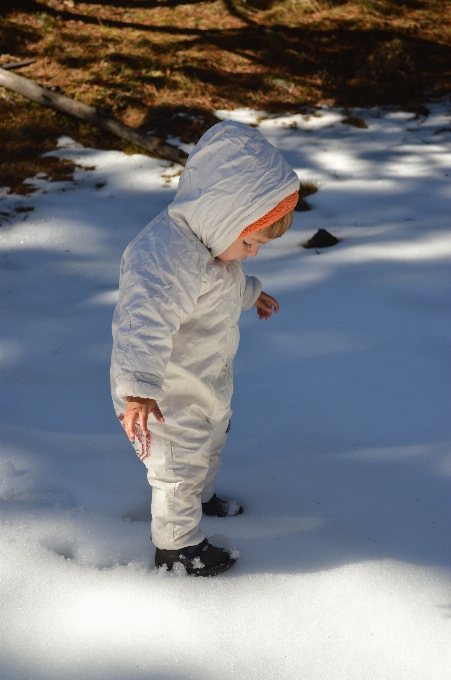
[1,99,450,680]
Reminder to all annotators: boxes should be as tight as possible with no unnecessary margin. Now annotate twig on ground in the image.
[1,59,36,71]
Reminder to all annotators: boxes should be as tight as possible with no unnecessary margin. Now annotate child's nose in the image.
[249,245,259,257]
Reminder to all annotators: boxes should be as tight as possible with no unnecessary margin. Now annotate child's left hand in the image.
[254,291,279,320]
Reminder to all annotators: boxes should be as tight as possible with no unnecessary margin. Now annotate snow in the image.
[1,99,451,680]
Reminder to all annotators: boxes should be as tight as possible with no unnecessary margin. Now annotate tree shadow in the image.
[138,105,221,142]
[2,146,450,574]
[2,0,202,31]
[77,0,215,7]
[3,1,450,110]
[1,76,450,581]
[0,0,210,13]
[227,246,451,574]
[0,11,40,51]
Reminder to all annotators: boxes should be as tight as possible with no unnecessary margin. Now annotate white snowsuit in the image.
[111,121,298,550]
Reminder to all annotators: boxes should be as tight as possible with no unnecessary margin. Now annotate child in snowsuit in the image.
[111,120,298,576]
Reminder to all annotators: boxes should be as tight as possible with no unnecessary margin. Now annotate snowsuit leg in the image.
[131,416,229,550]
[201,419,230,503]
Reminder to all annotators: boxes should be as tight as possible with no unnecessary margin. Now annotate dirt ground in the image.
[1,0,450,193]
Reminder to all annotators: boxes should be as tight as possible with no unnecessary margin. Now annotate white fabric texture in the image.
[111,120,298,549]
[142,417,230,550]
[168,120,300,257]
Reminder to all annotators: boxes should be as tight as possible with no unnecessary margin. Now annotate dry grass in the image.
[1,0,450,192]
[295,180,318,211]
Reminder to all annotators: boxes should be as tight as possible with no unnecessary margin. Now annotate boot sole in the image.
[202,507,244,518]
[156,558,236,577]
[187,558,236,577]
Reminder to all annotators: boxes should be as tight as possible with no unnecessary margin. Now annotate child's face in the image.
[217,231,271,262]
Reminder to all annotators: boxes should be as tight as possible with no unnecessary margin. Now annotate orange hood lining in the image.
[239,191,298,239]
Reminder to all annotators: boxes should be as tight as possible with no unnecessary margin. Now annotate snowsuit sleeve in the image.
[112,225,202,403]
[242,274,262,311]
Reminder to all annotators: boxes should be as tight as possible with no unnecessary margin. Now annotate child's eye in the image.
[243,241,252,249]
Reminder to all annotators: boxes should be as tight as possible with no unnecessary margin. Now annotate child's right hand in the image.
[254,291,279,320]
[124,397,165,442]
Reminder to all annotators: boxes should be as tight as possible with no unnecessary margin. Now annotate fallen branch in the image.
[0,67,188,166]
[1,59,36,70]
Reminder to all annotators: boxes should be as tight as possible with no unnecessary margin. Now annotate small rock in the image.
[303,229,340,249]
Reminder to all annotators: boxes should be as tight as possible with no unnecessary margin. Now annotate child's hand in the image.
[124,397,165,442]
[254,291,279,320]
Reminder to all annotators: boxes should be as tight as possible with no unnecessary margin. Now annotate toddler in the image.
[111,121,298,576]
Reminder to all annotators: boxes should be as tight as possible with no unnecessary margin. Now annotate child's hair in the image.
[259,209,294,240]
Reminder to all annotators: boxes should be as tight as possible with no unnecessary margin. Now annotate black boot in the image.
[202,493,243,518]
[155,538,237,577]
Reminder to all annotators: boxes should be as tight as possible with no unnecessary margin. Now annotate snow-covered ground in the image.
[1,101,450,680]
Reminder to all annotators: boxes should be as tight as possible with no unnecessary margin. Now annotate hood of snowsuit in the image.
[168,120,299,257]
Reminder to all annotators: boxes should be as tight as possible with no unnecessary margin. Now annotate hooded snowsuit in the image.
[111,121,298,550]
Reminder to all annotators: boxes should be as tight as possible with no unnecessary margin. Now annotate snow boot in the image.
[202,493,243,517]
[155,538,237,577]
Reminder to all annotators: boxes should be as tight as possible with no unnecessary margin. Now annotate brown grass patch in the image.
[1,0,450,191]
[342,116,368,128]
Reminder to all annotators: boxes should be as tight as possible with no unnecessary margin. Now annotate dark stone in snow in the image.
[303,229,340,249]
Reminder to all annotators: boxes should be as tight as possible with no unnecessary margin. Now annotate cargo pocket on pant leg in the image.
[144,434,179,549]
[169,444,210,544]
